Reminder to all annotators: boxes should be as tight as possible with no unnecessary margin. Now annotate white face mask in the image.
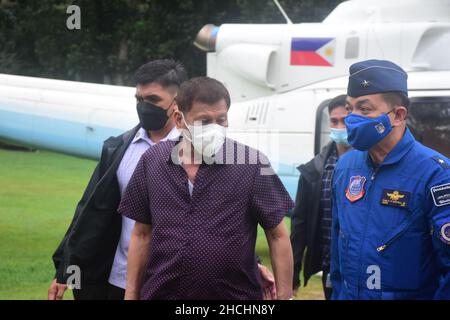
[182,115,227,158]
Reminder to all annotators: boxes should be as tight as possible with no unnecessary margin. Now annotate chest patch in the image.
[431,183,450,207]
[380,189,411,208]
[345,176,367,203]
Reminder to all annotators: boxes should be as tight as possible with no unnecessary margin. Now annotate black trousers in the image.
[73,283,125,300]
[321,271,333,300]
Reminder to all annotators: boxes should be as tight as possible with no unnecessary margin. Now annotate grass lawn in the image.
[0,148,323,300]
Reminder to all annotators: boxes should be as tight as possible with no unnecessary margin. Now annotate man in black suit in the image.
[291,95,351,300]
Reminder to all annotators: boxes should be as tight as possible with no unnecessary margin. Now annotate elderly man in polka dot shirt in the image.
[119,77,294,300]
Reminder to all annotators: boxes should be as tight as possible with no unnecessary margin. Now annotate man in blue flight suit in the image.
[330,59,450,300]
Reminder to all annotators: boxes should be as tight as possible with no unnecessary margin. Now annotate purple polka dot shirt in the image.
[118,138,294,300]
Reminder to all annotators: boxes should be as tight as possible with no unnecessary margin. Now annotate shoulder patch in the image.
[431,183,450,207]
[440,223,450,245]
[431,156,450,169]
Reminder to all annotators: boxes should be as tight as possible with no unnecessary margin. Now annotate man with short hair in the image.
[48,59,187,300]
[49,61,278,300]
[291,94,351,300]
[331,59,450,299]
[120,77,294,300]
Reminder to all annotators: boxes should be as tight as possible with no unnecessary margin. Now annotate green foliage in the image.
[0,0,344,84]
[0,149,95,299]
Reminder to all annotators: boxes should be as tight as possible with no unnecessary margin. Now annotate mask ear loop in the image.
[386,108,395,116]
[386,107,398,128]
[180,112,193,143]
[166,95,178,118]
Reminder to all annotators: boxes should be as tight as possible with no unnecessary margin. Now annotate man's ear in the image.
[174,110,184,129]
[393,106,408,125]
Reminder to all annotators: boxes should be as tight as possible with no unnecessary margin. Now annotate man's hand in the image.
[265,220,294,300]
[258,264,277,300]
[124,290,140,300]
[125,222,152,301]
[48,279,67,300]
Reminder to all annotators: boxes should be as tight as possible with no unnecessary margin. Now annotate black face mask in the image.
[136,100,172,131]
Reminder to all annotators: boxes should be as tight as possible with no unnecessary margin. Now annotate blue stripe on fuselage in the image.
[0,107,300,200]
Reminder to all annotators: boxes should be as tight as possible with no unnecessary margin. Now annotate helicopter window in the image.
[316,96,450,157]
[345,37,359,59]
[408,96,450,158]
[314,99,331,155]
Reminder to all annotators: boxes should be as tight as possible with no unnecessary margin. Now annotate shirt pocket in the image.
[376,212,426,291]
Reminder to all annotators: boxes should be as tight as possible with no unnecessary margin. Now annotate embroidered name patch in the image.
[380,189,411,208]
[431,183,450,207]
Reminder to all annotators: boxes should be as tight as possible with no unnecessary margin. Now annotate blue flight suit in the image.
[330,128,450,299]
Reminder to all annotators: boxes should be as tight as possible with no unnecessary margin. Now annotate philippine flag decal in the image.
[290,37,336,67]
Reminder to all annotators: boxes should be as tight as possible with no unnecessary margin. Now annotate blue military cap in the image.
[347,59,408,98]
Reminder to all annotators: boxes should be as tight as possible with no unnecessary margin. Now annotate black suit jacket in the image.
[52,125,140,285]
[290,141,336,288]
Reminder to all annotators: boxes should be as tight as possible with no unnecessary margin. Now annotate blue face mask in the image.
[344,111,393,151]
[329,128,349,146]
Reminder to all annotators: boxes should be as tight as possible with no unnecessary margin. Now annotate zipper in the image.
[376,213,420,253]
[357,166,379,298]
[376,227,410,252]
[370,167,379,182]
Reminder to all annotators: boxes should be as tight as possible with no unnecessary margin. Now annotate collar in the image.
[132,126,180,145]
[324,147,338,170]
[166,137,183,165]
[365,127,415,168]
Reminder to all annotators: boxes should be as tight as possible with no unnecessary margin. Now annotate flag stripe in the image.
[290,51,332,66]
[291,38,334,51]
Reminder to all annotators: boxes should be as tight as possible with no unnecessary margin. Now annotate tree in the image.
[0,0,345,84]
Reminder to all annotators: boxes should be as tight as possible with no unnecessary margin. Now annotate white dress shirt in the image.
[108,126,179,289]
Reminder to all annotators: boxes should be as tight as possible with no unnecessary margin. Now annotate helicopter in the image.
[0,0,449,199]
